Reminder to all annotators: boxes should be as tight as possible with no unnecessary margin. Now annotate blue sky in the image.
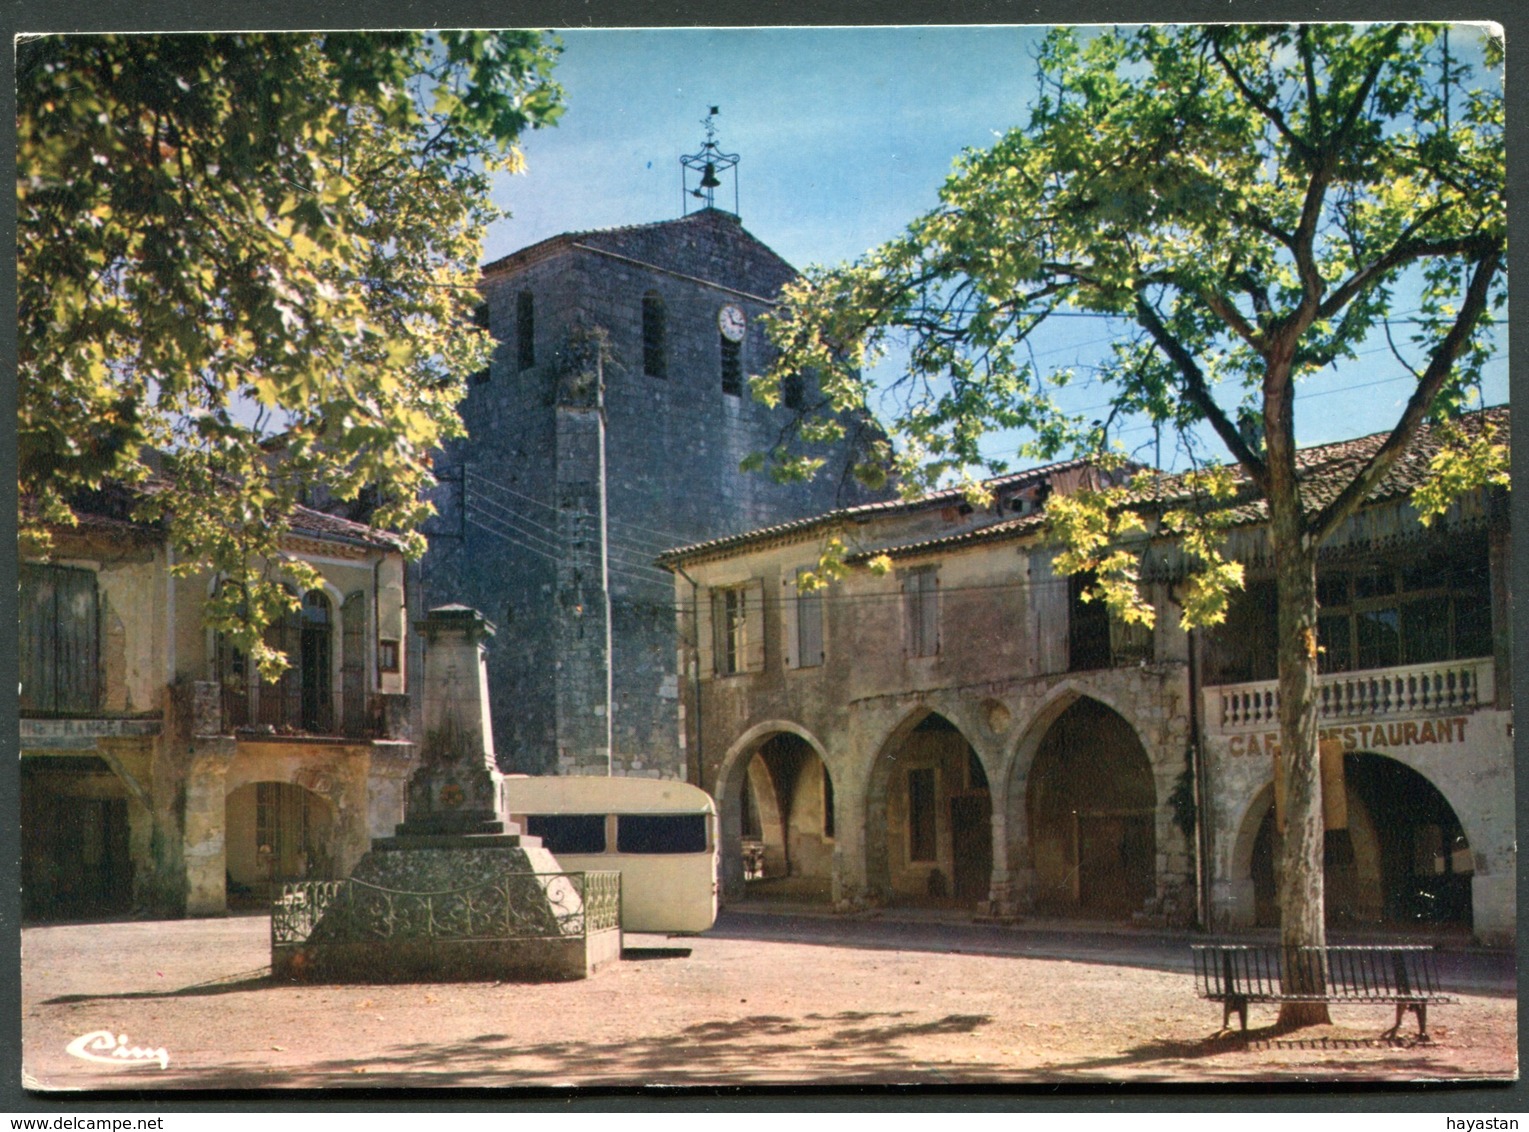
[482,25,1507,475]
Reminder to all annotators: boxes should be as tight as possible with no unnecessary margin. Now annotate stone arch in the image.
[713,721,833,903]
[1002,681,1156,909]
[865,707,991,907]
[1021,695,1157,918]
[224,779,335,905]
[1232,751,1476,930]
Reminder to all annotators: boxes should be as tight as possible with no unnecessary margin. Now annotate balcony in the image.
[1205,657,1496,733]
[215,684,409,741]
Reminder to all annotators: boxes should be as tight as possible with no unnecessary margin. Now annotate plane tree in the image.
[20,31,563,675]
[760,23,1505,1027]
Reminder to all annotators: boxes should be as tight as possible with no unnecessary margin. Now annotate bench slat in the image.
[1190,944,1453,1036]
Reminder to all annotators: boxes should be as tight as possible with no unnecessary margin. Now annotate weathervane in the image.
[680,106,740,216]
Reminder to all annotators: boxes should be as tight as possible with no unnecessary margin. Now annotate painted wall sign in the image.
[1226,716,1470,758]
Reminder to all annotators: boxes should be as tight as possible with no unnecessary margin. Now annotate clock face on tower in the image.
[718,304,746,342]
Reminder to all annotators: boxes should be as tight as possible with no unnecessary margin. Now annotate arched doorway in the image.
[1248,752,1473,930]
[225,781,334,906]
[868,713,992,907]
[735,733,836,902]
[1026,697,1156,918]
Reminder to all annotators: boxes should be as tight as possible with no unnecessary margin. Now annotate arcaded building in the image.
[20,484,418,920]
[422,206,887,780]
[659,409,1514,945]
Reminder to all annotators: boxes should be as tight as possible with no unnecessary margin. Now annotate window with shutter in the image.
[796,570,824,667]
[901,566,939,657]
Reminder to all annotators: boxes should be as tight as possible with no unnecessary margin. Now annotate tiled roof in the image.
[481,208,790,284]
[33,476,408,553]
[656,456,1100,566]
[1129,405,1510,526]
[660,407,1509,567]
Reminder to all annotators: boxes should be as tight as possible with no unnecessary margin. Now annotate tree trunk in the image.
[1272,521,1330,1029]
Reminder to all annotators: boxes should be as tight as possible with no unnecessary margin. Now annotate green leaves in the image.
[20,32,563,670]
[760,21,1504,632]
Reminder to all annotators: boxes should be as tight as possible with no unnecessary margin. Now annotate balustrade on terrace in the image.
[1205,657,1495,732]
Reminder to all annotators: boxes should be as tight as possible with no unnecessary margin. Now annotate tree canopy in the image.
[760,22,1505,1023]
[19,31,563,675]
[764,24,1503,536]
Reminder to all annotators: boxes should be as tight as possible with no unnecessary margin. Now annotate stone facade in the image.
[423,208,889,781]
[20,504,419,921]
[661,416,1515,944]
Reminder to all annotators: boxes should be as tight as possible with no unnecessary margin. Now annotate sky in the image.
[480,25,1508,475]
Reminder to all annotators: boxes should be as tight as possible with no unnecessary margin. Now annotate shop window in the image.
[1316,547,1492,675]
[20,564,100,715]
[642,292,667,378]
[908,768,937,862]
[517,290,535,371]
[902,566,940,658]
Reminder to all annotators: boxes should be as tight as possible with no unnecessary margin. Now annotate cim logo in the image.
[65,1030,169,1070]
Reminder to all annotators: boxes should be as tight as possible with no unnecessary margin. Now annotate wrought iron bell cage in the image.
[680,106,740,216]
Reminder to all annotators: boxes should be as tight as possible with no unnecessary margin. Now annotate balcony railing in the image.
[1205,657,1495,732]
[220,687,409,741]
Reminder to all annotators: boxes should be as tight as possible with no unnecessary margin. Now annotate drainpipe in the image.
[1187,624,1210,930]
[673,565,704,789]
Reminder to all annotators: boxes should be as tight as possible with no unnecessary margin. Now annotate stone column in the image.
[831,744,874,910]
[183,737,237,916]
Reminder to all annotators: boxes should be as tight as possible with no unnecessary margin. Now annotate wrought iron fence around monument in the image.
[271,871,622,950]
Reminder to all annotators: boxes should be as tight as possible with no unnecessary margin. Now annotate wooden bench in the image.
[1191,944,1455,1036]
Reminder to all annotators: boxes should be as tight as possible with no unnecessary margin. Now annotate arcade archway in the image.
[867,713,992,907]
[733,732,837,901]
[225,780,335,905]
[1247,752,1473,930]
[1026,697,1156,918]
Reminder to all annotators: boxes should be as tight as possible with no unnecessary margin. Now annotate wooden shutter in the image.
[20,564,98,714]
[53,567,99,713]
[902,567,938,657]
[696,588,715,679]
[743,579,766,672]
[20,565,59,713]
[341,591,367,736]
[782,576,799,670]
[1030,551,1069,676]
[920,569,939,657]
[798,573,825,667]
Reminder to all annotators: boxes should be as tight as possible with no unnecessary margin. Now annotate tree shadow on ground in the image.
[129,1009,999,1089]
[1035,1026,1496,1082]
[42,970,274,1004]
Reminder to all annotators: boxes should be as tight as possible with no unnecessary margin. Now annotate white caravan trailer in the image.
[501,776,719,933]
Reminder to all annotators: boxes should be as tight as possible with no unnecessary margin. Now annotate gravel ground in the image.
[19,912,1517,1090]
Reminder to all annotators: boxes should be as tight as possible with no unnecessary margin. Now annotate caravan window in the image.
[616,814,709,854]
[526,813,607,854]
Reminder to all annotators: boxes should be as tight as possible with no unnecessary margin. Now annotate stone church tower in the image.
[423,206,888,780]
